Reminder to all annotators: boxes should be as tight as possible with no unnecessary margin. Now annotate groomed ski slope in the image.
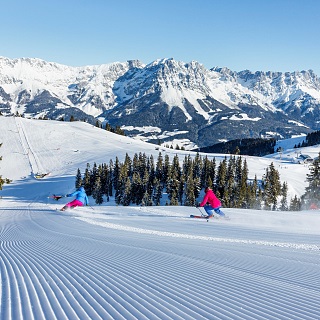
[1,203,320,320]
[0,117,320,319]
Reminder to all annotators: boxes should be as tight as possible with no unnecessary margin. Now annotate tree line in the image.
[302,152,320,209]
[294,130,320,148]
[75,152,301,211]
[197,138,276,156]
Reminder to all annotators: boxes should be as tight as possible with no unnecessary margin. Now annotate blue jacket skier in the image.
[61,186,89,211]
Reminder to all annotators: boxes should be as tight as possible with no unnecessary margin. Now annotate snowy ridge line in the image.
[77,218,320,251]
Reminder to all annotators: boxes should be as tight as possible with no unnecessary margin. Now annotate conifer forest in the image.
[74,152,307,211]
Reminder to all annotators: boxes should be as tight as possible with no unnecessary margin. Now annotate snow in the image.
[1,117,320,319]
[229,113,261,121]
[274,134,307,151]
[121,125,162,134]
[0,57,137,117]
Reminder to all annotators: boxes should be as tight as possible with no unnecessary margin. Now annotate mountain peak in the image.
[0,56,320,148]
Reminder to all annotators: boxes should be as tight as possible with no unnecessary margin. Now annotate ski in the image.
[190,214,213,220]
[190,214,230,220]
[48,194,64,201]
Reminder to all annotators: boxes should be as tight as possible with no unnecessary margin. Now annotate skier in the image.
[197,186,225,218]
[60,186,89,211]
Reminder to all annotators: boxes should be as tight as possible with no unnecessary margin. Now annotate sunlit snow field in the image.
[0,117,319,319]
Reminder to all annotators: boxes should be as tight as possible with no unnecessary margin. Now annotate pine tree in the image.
[183,155,192,177]
[153,178,163,206]
[131,172,143,205]
[142,189,153,206]
[201,156,211,187]
[163,154,170,185]
[148,155,155,184]
[209,157,216,187]
[226,156,236,206]
[193,176,201,201]
[0,175,4,191]
[121,177,132,206]
[139,152,147,178]
[167,165,179,206]
[105,123,111,131]
[132,153,139,176]
[99,163,107,195]
[193,152,202,181]
[216,157,227,201]
[304,153,320,207]
[184,169,196,206]
[115,163,128,205]
[83,163,91,195]
[142,168,153,205]
[89,162,98,196]
[108,159,114,197]
[100,164,111,201]
[262,162,281,210]
[172,154,181,179]
[236,158,249,208]
[75,168,82,189]
[235,156,243,185]
[262,167,271,209]
[155,152,164,183]
[206,176,213,189]
[170,191,179,205]
[113,157,120,192]
[178,175,185,205]
[115,126,125,136]
[92,176,103,205]
[247,175,261,209]
[280,181,288,211]
[124,153,132,177]
[289,195,301,211]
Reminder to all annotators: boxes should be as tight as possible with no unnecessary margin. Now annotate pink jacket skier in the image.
[199,187,225,217]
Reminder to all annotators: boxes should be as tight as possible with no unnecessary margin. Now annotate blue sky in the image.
[1,0,320,75]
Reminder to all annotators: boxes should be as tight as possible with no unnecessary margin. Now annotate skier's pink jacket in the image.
[199,189,221,208]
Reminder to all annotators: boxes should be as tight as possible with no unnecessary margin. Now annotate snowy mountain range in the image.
[1,56,320,148]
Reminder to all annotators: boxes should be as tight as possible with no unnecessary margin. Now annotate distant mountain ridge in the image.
[1,56,320,148]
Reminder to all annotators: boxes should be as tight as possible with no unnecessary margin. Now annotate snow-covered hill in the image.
[0,117,320,319]
[0,116,315,199]
[1,57,320,148]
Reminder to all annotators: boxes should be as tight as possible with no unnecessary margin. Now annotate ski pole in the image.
[197,207,206,217]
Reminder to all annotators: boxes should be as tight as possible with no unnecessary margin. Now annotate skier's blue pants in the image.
[204,206,225,217]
